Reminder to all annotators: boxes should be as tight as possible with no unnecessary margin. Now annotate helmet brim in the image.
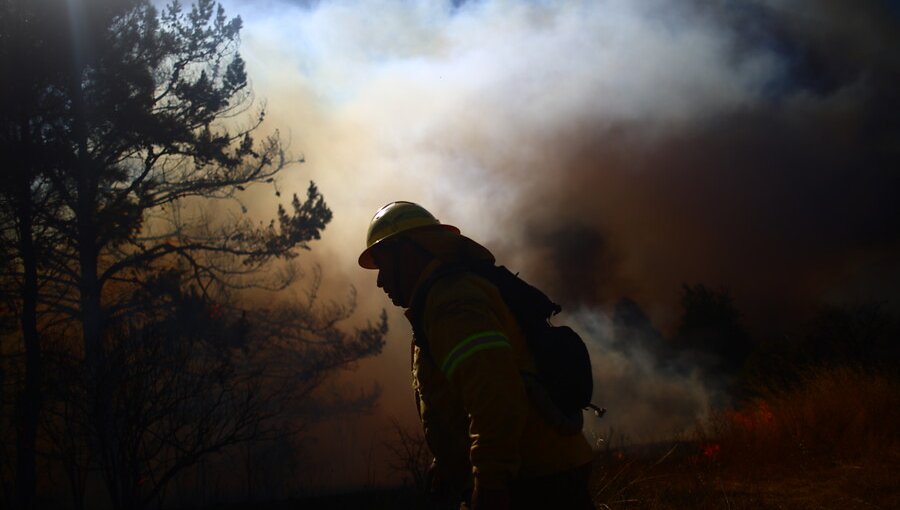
[358,223,460,269]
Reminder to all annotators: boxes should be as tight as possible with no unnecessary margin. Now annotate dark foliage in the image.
[674,284,753,378]
[0,1,386,509]
[743,303,900,392]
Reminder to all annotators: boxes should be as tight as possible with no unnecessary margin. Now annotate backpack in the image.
[409,261,598,419]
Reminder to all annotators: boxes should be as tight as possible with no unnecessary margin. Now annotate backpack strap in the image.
[409,261,561,358]
[408,263,468,361]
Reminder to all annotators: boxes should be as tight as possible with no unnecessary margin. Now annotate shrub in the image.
[700,366,900,468]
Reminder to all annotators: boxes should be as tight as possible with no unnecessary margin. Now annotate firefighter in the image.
[359,201,595,509]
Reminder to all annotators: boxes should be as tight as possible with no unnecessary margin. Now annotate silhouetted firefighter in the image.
[359,202,599,509]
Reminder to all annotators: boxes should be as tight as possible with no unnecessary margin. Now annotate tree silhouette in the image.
[38,271,386,509]
[0,1,386,508]
[743,303,900,392]
[675,284,753,379]
[0,0,73,505]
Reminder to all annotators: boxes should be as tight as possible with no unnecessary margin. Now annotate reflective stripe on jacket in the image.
[410,262,593,489]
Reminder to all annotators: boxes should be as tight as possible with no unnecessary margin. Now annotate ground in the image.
[216,367,900,509]
[589,444,899,510]
[213,444,899,509]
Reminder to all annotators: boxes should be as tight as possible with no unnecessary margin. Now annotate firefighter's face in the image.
[372,238,426,307]
[374,248,404,306]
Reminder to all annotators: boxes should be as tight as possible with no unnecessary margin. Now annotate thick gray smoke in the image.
[569,308,716,445]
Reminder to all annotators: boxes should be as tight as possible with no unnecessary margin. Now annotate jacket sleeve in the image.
[412,344,472,489]
[424,276,529,488]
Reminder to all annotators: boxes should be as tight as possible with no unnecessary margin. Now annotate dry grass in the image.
[591,367,900,509]
[217,368,900,509]
[708,366,900,467]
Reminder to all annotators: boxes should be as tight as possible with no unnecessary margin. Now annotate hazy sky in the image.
[200,0,900,488]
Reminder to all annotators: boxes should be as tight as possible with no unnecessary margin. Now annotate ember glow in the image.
[701,443,721,459]
[727,401,776,432]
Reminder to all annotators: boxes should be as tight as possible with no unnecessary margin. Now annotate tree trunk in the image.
[11,112,43,510]
[14,179,43,510]
[71,61,114,510]
[75,145,102,371]
[68,46,102,371]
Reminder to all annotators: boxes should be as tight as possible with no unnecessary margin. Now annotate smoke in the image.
[570,307,716,445]
[212,0,900,488]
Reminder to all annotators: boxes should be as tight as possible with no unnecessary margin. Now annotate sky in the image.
[201,0,900,489]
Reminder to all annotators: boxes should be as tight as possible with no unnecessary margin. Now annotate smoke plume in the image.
[215,0,900,487]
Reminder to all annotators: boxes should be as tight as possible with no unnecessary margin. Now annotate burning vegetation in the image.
[704,367,900,469]
[587,367,900,509]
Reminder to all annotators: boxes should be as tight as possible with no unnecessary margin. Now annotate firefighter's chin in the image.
[385,289,404,308]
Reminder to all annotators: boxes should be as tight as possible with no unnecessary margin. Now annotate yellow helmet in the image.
[358,201,459,269]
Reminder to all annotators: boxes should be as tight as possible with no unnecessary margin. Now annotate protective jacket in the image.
[407,231,593,490]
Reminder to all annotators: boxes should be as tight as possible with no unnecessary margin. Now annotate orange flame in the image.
[726,400,775,431]
[701,443,721,458]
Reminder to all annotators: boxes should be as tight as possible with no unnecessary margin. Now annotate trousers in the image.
[507,462,594,509]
